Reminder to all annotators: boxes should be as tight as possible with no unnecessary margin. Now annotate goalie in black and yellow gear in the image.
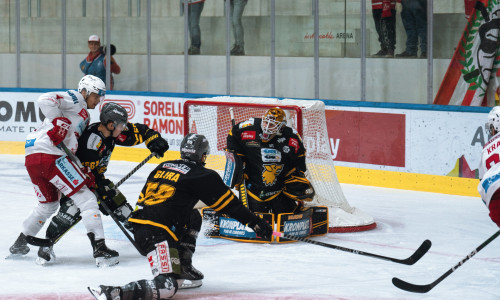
[226,107,314,215]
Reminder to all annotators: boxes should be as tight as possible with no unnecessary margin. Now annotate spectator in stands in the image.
[396,0,427,58]
[185,0,205,55]
[102,44,121,90]
[80,35,121,90]
[225,0,248,56]
[372,0,397,58]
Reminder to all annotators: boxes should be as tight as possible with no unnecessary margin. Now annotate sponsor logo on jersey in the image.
[241,131,256,140]
[66,90,79,104]
[282,146,290,153]
[262,164,283,186]
[261,148,281,162]
[25,138,35,148]
[245,141,260,147]
[116,134,126,143]
[278,137,286,143]
[87,133,102,150]
[162,162,191,174]
[78,108,89,121]
[55,156,82,187]
[289,138,299,153]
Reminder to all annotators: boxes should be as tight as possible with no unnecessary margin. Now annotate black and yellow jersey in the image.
[133,159,258,230]
[76,122,160,176]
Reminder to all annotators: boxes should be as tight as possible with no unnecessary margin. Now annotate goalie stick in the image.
[26,142,154,256]
[273,232,431,265]
[392,230,500,293]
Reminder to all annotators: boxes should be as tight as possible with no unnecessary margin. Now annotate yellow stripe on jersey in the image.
[208,190,236,211]
[128,217,179,241]
[247,189,281,202]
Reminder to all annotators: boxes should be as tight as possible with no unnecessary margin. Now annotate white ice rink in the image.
[1,154,499,300]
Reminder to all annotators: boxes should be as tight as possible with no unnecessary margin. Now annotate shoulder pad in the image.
[239,118,255,129]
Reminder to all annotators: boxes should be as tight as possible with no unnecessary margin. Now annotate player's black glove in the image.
[248,217,273,240]
[94,177,117,215]
[147,135,169,158]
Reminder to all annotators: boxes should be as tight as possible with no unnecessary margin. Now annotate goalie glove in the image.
[283,171,315,202]
[248,216,273,240]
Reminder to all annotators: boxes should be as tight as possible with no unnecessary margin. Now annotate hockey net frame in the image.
[184,97,376,233]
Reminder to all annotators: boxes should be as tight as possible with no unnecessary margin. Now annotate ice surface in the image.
[1,154,499,299]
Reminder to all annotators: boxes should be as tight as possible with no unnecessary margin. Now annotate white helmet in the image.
[78,75,106,99]
[487,106,500,135]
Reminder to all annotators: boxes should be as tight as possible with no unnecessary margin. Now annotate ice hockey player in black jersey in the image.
[36,102,169,265]
[88,133,273,300]
[226,107,315,215]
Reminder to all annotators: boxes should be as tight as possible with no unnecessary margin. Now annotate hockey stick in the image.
[392,230,500,293]
[26,143,153,255]
[273,232,431,265]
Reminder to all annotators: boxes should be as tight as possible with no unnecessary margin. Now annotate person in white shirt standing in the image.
[478,106,500,229]
[8,75,119,268]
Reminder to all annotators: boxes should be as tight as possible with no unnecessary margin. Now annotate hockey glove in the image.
[146,135,169,158]
[81,167,96,189]
[47,117,71,146]
[248,217,273,240]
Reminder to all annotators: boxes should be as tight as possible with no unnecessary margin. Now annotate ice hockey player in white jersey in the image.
[478,106,500,228]
[8,75,120,267]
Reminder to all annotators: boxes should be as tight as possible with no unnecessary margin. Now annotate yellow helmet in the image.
[261,107,286,140]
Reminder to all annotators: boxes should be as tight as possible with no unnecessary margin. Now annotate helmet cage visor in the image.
[261,115,285,137]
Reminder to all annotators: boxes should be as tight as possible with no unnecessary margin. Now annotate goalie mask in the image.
[261,107,286,141]
[180,133,210,165]
[487,106,500,136]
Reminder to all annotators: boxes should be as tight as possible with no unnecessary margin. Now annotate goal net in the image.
[184,97,375,232]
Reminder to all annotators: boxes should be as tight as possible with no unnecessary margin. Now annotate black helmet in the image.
[100,102,128,126]
[180,133,210,164]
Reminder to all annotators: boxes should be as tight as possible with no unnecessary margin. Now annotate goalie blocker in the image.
[202,206,328,243]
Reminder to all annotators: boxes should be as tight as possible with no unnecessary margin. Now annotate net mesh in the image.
[185,97,375,231]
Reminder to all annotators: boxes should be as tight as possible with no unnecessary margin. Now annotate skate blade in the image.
[35,256,53,266]
[5,253,31,260]
[88,286,107,300]
[96,256,119,268]
[180,279,203,289]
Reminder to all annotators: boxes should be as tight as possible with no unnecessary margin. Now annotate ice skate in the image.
[36,246,56,265]
[7,233,30,259]
[88,233,119,268]
[179,264,204,289]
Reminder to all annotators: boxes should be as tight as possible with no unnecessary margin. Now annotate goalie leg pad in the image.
[311,206,328,236]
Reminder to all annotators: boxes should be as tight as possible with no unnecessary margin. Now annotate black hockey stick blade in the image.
[392,277,435,294]
[392,230,500,293]
[275,232,431,265]
[25,235,55,247]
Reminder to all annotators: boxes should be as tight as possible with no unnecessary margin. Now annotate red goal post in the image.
[183,97,376,233]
